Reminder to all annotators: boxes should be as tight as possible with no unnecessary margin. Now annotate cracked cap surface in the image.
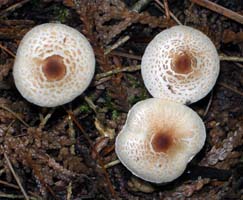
[141,25,220,104]
[115,98,206,183]
[13,23,95,107]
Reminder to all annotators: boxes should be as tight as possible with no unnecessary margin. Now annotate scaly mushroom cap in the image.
[115,98,206,183]
[13,23,95,107]
[141,25,219,104]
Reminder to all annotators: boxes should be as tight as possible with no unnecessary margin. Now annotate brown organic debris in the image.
[127,177,155,193]
[191,0,243,24]
[200,122,243,168]
[0,59,13,81]
[222,29,243,43]
[0,0,242,199]
[94,118,115,139]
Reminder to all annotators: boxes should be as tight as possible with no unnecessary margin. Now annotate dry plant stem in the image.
[105,36,130,55]
[203,90,214,118]
[0,0,30,17]
[163,0,170,21]
[0,179,19,189]
[219,55,243,62]
[235,63,243,69]
[131,0,152,12]
[222,52,243,67]
[0,168,5,176]
[0,104,29,127]
[93,76,112,86]
[5,120,16,136]
[0,43,16,58]
[4,153,30,200]
[218,82,243,97]
[0,180,40,199]
[67,111,117,199]
[66,182,72,200]
[67,115,76,155]
[0,193,34,199]
[84,96,97,113]
[191,0,243,24]
[0,193,23,199]
[110,51,142,60]
[95,65,141,80]
[154,0,182,25]
[104,160,121,169]
[39,109,55,129]
[0,19,34,26]
[95,54,243,81]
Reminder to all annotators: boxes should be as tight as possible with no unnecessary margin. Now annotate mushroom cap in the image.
[141,25,219,104]
[115,98,206,183]
[13,23,95,107]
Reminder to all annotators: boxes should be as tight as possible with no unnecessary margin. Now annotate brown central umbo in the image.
[151,133,174,153]
[171,51,193,74]
[42,55,66,81]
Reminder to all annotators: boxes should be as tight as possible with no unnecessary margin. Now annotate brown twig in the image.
[66,110,117,199]
[154,0,182,25]
[5,120,16,136]
[0,179,19,189]
[0,43,16,58]
[234,63,243,69]
[4,153,30,200]
[191,0,243,24]
[203,90,214,118]
[218,82,243,97]
[0,104,30,127]
[0,0,30,17]
[0,180,40,199]
[0,19,34,26]
[163,0,170,22]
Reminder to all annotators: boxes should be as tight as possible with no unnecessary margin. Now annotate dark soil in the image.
[0,0,242,199]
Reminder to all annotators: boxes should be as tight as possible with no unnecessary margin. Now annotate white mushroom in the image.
[13,23,95,107]
[141,25,219,104]
[115,98,206,183]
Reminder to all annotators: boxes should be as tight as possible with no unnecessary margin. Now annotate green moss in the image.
[103,93,116,110]
[112,110,119,120]
[126,74,150,105]
[53,5,70,23]
[126,74,141,88]
[80,104,90,113]
[128,88,149,105]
